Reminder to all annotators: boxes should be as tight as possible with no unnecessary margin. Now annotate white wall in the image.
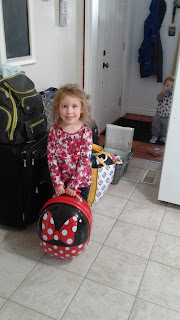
[0,0,84,92]
[158,48,180,205]
[122,0,180,116]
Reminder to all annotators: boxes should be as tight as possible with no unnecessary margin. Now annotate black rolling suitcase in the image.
[0,134,53,228]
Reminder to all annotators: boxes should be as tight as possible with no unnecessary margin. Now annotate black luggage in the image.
[0,133,53,228]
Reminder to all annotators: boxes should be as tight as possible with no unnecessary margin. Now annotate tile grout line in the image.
[59,277,85,320]
[83,277,136,299]
[5,299,56,320]
[8,259,39,301]
[127,176,167,319]
[135,201,166,296]
[128,296,180,320]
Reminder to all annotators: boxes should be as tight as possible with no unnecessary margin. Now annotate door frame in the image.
[84,0,100,128]
[84,0,130,131]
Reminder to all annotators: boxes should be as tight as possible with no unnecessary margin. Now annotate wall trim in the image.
[84,0,92,93]
[127,107,155,117]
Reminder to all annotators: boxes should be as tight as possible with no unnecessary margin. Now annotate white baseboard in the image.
[127,108,155,117]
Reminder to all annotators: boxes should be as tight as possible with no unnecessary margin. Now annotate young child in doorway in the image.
[149,76,174,144]
[47,84,92,202]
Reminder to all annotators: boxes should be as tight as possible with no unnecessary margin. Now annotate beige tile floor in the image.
[0,157,180,319]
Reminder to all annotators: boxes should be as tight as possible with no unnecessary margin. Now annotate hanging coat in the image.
[138,0,166,82]
[152,0,167,82]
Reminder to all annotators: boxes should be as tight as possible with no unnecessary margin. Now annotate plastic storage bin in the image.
[104,124,134,184]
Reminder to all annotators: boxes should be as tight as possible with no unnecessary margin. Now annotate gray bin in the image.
[104,124,134,184]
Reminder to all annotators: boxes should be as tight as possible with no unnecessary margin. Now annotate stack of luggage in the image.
[0,73,53,227]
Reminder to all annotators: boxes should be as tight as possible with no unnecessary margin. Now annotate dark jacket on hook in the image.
[138,0,166,82]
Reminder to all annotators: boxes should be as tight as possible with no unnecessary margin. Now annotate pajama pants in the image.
[151,113,169,137]
[78,186,90,202]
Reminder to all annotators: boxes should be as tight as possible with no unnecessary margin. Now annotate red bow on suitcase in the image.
[41,210,78,245]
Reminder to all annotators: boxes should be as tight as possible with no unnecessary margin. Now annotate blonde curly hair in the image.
[51,84,92,125]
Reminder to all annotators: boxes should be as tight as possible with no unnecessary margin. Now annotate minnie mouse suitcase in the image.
[37,192,93,260]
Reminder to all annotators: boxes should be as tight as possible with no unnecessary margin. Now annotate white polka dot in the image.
[54,235,58,240]
[73,217,77,221]
[47,228,53,235]
[78,244,83,248]
[78,251,82,254]
[43,213,48,220]
[50,254,53,256]
[53,245,57,249]
[50,218,54,224]
[59,250,63,254]
[84,244,87,248]
[67,238,73,244]
[72,250,76,253]
[62,230,68,236]
[42,223,45,230]
[54,253,58,256]
[72,256,76,258]
[40,243,42,246]
[64,220,69,225]
[65,247,70,251]
[72,226,77,232]
[48,248,52,251]
[44,249,47,252]
[60,257,64,259]
[65,254,70,257]
[43,235,47,241]
[43,242,46,246]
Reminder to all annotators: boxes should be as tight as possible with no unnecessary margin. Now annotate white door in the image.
[98,0,128,132]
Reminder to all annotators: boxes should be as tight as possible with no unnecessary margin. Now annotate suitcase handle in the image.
[53,189,81,199]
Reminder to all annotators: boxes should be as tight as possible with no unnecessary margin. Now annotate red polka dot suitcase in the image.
[37,192,93,260]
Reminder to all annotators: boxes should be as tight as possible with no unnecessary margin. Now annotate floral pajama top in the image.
[47,123,92,191]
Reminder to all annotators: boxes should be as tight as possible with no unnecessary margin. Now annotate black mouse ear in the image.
[98,154,108,162]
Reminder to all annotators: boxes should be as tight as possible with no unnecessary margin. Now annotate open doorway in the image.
[84,0,180,161]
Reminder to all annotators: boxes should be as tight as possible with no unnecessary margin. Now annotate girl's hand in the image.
[66,187,76,197]
[55,185,65,196]
[162,88,166,95]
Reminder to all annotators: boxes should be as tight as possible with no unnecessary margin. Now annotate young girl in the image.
[149,76,174,144]
[47,84,92,202]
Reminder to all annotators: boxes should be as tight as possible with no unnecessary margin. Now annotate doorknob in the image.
[103,62,109,68]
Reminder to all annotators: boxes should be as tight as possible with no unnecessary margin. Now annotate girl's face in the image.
[59,95,82,126]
